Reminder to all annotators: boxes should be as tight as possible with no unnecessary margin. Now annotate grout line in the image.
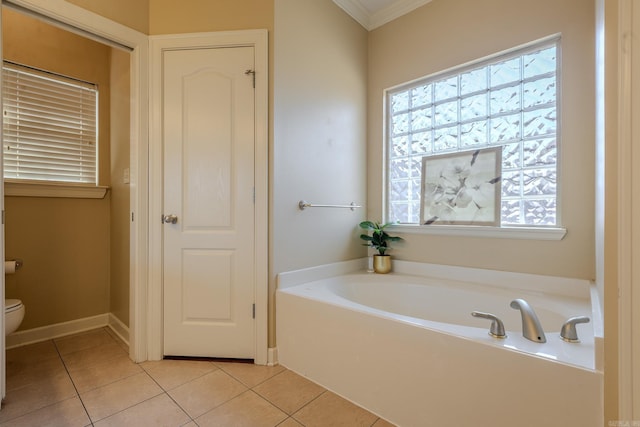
[139,359,220,393]
[192,388,254,424]
[142,369,196,424]
[164,391,197,425]
[246,370,293,416]
[291,389,327,417]
[171,368,250,422]
[85,387,166,425]
[215,363,284,389]
[244,389,295,425]
[274,416,301,427]
[51,338,95,426]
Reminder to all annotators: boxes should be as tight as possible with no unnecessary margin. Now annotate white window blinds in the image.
[2,62,98,184]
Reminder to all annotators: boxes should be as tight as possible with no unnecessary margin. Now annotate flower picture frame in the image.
[420,147,502,226]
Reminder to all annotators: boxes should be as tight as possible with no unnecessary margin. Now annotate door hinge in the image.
[245,69,256,88]
[1,210,4,225]
[252,303,256,319]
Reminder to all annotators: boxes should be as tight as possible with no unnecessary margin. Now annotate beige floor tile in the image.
[4,331,395,427]
[6,355,68,391]
[168,369,247,419]
[253,370,325,415]
[61,341,129,373]
[215,361,286,388]
[93,393,191,427]
[80,372,163,422]
[104,327,129,351]
[69,353,142,393]
[0,396,90,427]
[0,372,78,423]
[6,340,59,365]
[277,418,304,427]
[196,390,287,427]
[292,391,378,427]
[141,359,218,391]
[55,328,115,355]
[373,417,398,427]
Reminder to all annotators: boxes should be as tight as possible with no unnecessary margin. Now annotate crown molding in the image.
[333,0,432,31]
[333,0,371,29]
[369,0,432,29]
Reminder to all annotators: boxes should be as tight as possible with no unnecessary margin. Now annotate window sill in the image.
[389,224,567,241]
[4,181,109,199]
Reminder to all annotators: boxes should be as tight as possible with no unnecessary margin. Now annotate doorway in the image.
[0,0,149,401]
[2,4,131,345]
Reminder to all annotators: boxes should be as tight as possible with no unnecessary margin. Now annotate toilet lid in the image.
[5,299,22,311]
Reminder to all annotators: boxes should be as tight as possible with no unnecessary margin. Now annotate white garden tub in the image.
[276,259,603,427]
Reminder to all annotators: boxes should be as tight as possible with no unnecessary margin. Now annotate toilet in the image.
[5,299,25,335]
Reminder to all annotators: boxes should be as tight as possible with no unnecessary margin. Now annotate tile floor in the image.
[0,328,396,426]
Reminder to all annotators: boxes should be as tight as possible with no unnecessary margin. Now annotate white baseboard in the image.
[6,313,111,349]
[107,313,130,346]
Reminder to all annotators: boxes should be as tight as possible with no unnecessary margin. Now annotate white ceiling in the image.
[333,0,432,31]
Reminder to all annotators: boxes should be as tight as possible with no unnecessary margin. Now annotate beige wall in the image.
[149,0,272,35]
[109,49,131,327]
[272,0,368,344]
[3,9,113,330]
[273,0,368,270]
[368,0,596,280]
[64,0,149,34]
[5,197,110,330]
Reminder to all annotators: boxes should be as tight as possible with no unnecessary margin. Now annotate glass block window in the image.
[2,61,98,184]
[387,38,559,226]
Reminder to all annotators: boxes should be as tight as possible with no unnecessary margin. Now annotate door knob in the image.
[162,214,178,224]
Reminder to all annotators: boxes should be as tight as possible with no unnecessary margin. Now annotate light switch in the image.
[123,167,130,184]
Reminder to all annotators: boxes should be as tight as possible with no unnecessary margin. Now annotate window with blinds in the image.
[2,61,98,184]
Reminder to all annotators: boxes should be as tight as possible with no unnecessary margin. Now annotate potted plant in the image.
[359,221,404,274]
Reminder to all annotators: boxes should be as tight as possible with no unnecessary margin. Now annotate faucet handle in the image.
[471,311,507,339]
[560,316,590,343]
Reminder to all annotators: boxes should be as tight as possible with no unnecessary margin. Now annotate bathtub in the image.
[276,259,603,427]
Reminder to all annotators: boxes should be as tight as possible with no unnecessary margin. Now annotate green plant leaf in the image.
[359,221,376,229]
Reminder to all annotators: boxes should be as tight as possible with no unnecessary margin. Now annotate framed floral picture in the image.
[420,147,502,226]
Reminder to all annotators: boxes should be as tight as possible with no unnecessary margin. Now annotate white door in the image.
[162,46,255,359]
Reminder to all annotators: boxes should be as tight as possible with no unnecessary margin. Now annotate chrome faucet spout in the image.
[510,298,546,343]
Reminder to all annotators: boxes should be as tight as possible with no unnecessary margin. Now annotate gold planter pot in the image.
[373,255,392,274]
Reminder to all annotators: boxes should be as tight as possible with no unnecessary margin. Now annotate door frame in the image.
[149,31,269,364]
[619,0,640,419]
